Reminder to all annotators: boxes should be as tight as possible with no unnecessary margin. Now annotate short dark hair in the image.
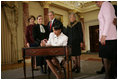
[28,15,35,22]
[48,11,55,15]
[37,15,43,19]
[53,21,63,30]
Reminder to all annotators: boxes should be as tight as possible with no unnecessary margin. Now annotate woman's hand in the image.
[100,35,106,45]
[26,43,30,47]
[113,18,117,26]
[40,40,46,46]
[80,42,83,48]
[43,39,48,43]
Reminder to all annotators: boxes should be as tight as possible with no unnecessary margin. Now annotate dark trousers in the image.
[30,43,47,67]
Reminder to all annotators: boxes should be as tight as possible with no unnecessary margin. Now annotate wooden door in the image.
[89,25,99,52]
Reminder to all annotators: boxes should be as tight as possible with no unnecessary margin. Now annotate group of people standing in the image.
[25,1,117,79]
[25,11,83,78]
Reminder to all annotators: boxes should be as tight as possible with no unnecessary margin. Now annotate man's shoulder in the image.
[54,18,58,21]
[47,22,50,26]
[54,18,61,23]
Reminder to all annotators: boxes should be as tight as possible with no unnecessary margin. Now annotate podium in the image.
[22,46,72,79]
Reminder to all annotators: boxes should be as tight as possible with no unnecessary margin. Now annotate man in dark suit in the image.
[47,11,63,33]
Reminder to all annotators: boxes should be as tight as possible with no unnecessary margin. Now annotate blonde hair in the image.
[69,12,76,18]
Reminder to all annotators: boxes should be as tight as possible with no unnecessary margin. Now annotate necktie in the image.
[50,21,52,31]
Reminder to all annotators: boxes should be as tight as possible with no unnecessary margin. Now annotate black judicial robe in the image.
[33,24,49,45]
[32,24,49,66]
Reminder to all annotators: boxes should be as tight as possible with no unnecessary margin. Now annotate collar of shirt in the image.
[54,32,63,39]
[51,18,55,24]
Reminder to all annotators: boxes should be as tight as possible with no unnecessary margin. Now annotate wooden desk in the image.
[22,46,72,79]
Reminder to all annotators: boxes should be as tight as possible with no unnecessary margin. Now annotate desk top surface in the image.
[23,46,69,49]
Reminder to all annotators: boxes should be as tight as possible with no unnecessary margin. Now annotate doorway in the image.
[89,25,99,52]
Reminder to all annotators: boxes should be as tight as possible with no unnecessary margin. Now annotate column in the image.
[23,2,29,47]
[41,1,51,25]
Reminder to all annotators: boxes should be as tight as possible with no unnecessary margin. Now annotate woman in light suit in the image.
[96,1,117,79]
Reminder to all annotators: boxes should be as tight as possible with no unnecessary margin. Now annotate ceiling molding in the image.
[39,1,117,13]
[49,1,99,13]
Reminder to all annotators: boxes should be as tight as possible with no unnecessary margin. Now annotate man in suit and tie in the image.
[47,11,63,33]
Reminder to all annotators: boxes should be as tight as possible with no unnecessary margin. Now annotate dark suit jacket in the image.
[47,18,62,32]
[25,24,35,44]
[33,24,49,45]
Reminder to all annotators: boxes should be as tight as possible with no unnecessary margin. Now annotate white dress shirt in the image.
[46,32,68,46]
[49,18,55,26]
[51,18,55,25]
[46,32,68,62]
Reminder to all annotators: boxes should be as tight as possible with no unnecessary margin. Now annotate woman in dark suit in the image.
[26,15,36,47]
[25,15,39,70]
[33,15,49,73]
[67,13,83,73]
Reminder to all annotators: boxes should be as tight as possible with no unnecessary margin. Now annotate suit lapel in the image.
[48,18,56,32]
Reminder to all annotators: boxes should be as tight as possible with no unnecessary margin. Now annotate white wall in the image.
[82,10,99,23]
[81,10,99,52]
[84,20,99,51]
[49,6,69,27]
[28,2,44,24]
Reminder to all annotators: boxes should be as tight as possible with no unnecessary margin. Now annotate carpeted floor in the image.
[1,60,105,79]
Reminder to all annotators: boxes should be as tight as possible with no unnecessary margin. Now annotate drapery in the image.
[1,2,18,64]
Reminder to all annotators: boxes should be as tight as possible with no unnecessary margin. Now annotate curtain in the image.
[1,2,18,64]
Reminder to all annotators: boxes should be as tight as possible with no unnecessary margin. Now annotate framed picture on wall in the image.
[55,13,63,23]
